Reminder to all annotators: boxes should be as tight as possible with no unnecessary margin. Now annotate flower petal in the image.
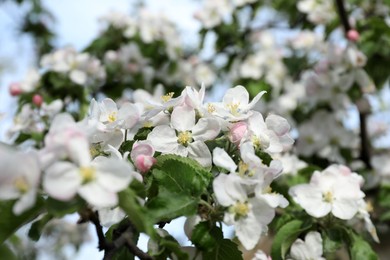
[78,182,118,208]
[171,105,195,131]
[187,141,212,167]
[44,162,81,201]
[192,118,220,141]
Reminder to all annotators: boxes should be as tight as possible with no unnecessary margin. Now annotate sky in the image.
[0,0,204,259]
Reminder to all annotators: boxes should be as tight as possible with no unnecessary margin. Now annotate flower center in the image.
[108,112,117,123]
[80,166,96,183]
[251,135,261,149]
[238,161,254,177]
[323,191,334,203]
[207,104,216,113]
[227,102,240,116]
[14,176,29,193]
[264,186,272,194]
[177,131,193,146]
[161,92,174,103]
[143,121,153,128]
[232,202,249,217]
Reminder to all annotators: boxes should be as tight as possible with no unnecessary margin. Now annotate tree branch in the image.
[89,211,113,251]
[334,0,351,32]
[78,208,152,259]
[335,0,372,168]
[103,225,153,260]
[359,112,371,168]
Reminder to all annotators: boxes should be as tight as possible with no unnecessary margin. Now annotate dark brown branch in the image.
[89,211,113,251]
[335,0,372,168]
[78,208,152,259]
[335,0,351,33]
[359,110,372,168]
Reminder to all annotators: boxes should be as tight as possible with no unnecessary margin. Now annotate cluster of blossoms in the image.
[297,0,336,25]
[194,0,257,29]
[99,9,181,59]
[40,47,106,87]
[236,31,287,91]
[3,84,294,250]
[100,10,216,89]
[301,44,374,109]
[296,110,359,163]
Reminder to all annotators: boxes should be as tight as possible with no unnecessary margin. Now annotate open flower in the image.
[289,165,365,220]
[288,231,325,260]
[209,85,266,122]
[44,156,139,208]
[0,146,40,215]
[147,105,220,166]
[213,173,275,250]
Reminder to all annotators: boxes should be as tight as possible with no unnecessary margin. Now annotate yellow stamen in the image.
[143,121,153,128]
[264,186,272,194]
[161,92,174,103]
[207,104,216,113]
[238,161,249,176]
[108,112,117,123]
[252,135,261,149]
[227,102,240,116]
[90,146,100,158]
[232,202,249,217]
[80,166,96,183]
[323,191,333,203]
[177,131,192,146]
[14,176,29,193]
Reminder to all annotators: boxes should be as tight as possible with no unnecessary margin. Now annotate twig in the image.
[335,0,351,32]
[103,225,153,260]
[359,111,372,168]
[79,208,152,259]
[334,0,372,168]
[89,211,113,251]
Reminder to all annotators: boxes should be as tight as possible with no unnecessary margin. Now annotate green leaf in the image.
[0,244,17,260]
[158,238,190,260]
[271,219,312,260]
[119,140,135,154]
[134,127,153,141]
[255,150,273,166]
[153,155,212,197]
[28,214,53,241]
[191,222,219,251]
[346,229,378,260]
[146,190,198,222]
[45,197,84,217]
[0,197,45,244]
[202,239,243,260]
[118,188,156,238]
[322,227,343,254]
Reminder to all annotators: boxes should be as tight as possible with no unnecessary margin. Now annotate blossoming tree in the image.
[1,0,389,259]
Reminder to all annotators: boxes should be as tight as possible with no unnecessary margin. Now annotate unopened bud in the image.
[9,83,22,96]
[135,155,156,173]
[347,30,360,42]
[32,94,43,107]
[229,122,248,146]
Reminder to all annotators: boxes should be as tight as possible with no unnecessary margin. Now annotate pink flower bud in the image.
[229,122,247,145]
[347,30,360,42]
[9,83,22,96]
[32,94,43,107]
[135,154,156,173]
